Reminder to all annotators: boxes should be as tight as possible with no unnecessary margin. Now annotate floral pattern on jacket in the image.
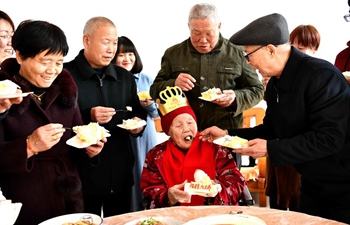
[140,140,246,208]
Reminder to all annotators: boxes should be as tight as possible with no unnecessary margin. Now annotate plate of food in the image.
[66,122,110,148]
[198,88,225,101]
[0,188,22,225]
[38,213,102,225]
[213,135,248,149]
[0,79,33,99]
[125,216,183,225]
[184,169,221,197]
[183,214,266,225]
[117,119,147,130]
[137,91,152,101]
[343,71,350,78]
[0,92,33,99]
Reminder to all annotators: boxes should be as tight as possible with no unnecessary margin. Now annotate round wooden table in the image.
[103,205,346,225]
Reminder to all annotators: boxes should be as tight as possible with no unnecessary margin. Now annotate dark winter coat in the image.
[229,47,350,208]
[0,58,85,225]
[64,50,147,196]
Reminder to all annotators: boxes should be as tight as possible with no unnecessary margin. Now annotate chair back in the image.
[243,107,265,128]
[153,117,162,132]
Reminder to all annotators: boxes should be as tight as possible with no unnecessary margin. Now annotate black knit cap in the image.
[229,13,289,46]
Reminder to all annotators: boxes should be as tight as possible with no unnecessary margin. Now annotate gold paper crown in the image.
[157,86,190,116]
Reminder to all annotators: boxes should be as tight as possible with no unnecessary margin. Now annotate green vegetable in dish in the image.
[138,217,165,225]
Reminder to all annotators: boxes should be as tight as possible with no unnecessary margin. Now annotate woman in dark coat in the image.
[0,20,105,225]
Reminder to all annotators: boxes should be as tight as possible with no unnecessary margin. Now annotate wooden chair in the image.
[242,107,265,128]
[153,117,163,132]
[242,107,267,207]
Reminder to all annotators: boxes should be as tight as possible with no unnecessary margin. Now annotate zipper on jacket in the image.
[97,74,105,105]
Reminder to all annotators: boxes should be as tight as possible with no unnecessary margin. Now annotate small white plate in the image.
[198,94,225,102]
[183,214,266,225]
[137,91,152,101]
[125,216,183,225]
[66,132,111,148]
[0,92,33,99]
[38,213,103,225]
[213,135,248,149]
[117,119,147,130]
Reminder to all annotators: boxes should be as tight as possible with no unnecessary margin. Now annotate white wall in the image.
[3,0,350,78]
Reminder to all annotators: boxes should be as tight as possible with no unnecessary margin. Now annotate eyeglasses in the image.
[243,46,265,62]
[0,35,12,41]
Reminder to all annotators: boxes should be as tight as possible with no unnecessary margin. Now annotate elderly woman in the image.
[140,86,246,208]
[0,11,22,117]
[0,20,106,225]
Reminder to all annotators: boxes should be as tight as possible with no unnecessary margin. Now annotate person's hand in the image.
[199,126,227,143]
[232,138,268,158]
[212,89,236,108]
[128,117,144,135]
[175,73,196,91]
[168,180,191,205]
[85,137,107,158]
[0,89,23,113]
[205,179,221,197]
[91,106,116,124]
[27,123,66,155]
[139,99,154,108]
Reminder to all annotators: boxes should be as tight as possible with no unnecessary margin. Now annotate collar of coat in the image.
[273,46,306,93]
[72,49,120,82]
[0,58,78,116]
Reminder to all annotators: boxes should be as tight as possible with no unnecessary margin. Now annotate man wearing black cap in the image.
[200,13,350,223]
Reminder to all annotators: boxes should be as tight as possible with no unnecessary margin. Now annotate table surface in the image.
[103,205,346,225]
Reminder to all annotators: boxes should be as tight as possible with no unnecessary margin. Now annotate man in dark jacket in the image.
[64,16,147,217]
[200,13,350,224]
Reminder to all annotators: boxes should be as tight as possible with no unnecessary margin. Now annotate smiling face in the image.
[115,51,135,72]
[0,18,14,64]
[189,18,221,54]
[168,113,197,150]
[17,49,64,88]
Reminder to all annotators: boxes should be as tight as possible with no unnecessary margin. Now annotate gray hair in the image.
[188,3,220,23]
[83,16,115,35]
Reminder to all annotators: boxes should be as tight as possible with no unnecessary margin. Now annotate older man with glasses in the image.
[243,46,266,62]
[200,13,350,224]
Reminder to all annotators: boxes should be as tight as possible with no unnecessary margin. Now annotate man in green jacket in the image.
[150,3,264,134]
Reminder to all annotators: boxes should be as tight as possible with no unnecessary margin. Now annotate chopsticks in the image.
[115,109,131,112]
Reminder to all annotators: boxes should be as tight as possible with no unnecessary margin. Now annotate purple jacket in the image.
[0,58,86,225]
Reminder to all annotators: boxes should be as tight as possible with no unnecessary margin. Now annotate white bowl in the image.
[183,214,266,225]
[0,202,23,225]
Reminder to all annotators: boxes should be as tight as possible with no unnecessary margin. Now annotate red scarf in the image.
[163,132,216,205]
